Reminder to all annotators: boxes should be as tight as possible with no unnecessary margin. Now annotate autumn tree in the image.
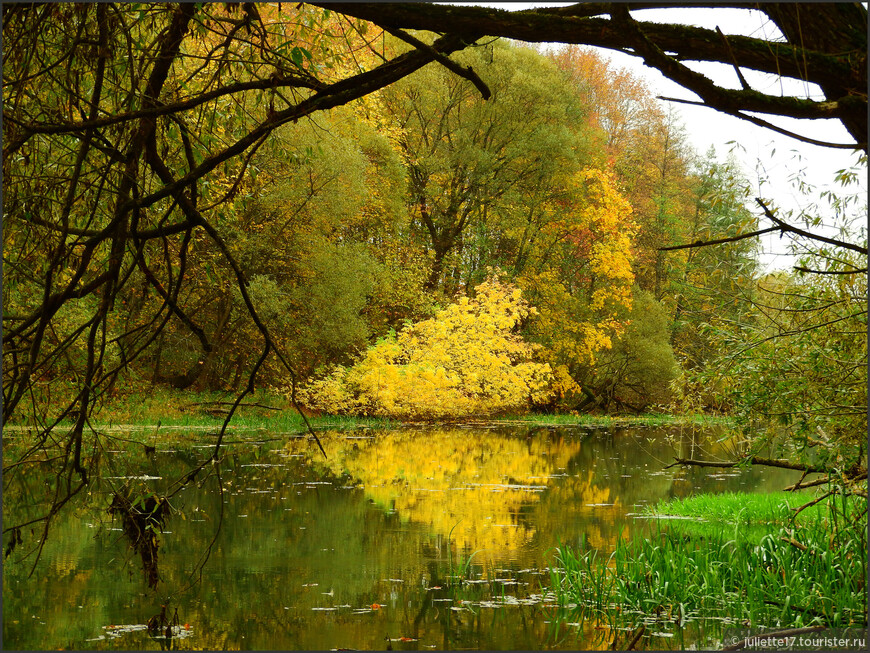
[548,44,704,317]
[514,167,637,405]
[548,45,660,157]
[375,37,598,293]
[577,288,678,412]
[668,150,760,380]
[175,111,405,386]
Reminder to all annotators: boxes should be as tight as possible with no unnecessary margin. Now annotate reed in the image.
[551,490,867,647]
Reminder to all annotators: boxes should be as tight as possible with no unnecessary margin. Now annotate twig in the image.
[791,468,810,489]
[185,401,282,411]
[658,96,864,150]
[716,26,749,90]
[785,475,831,492]
[659,226,780,251]
[778,536,808,552]
[792,490,837,517]
[756,199,869,256]
[794,265,868,275]
[381,26,491,100]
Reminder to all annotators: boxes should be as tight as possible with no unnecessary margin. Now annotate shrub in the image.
[299,277,554,418]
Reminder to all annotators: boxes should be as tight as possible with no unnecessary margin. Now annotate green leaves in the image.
[290,46,312,70]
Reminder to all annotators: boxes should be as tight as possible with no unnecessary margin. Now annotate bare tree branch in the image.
[310,2,866,150]
[755,199,869,256]
[381,26,490,100]
[659,226,781,251]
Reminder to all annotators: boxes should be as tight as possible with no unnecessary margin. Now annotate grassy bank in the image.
[5,387,724,433]
[637,491,835,542]
[552,490,868,648]
[2,387,397,433]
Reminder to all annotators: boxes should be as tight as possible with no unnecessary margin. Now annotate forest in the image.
[2,3,867,650]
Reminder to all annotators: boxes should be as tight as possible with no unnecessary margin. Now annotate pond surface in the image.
[3,423,803,650]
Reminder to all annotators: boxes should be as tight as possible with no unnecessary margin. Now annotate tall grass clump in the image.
[551,488,867,646]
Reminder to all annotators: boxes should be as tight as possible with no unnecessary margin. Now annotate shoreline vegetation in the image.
[2,387,730,434]
[553,491,868,643]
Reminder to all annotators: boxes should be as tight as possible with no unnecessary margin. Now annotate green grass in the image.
[4,386,395,433]
[7,386,725,432]
[552,490,868,647]
[643,491,829,528]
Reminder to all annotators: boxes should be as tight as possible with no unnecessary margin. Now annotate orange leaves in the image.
[548,45,661,153]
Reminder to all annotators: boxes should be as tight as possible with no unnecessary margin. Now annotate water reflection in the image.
[3,424,802,650]
[298,428,588,560]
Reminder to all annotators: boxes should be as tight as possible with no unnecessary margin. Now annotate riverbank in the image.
[551,490,868,644]
[3,387,729,434]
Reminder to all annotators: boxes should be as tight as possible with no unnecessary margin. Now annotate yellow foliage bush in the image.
[299,277,554,418]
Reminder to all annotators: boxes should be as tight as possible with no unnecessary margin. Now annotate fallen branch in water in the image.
[663,456,826,473]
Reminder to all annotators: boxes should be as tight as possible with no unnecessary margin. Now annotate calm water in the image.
[3,423,803,650]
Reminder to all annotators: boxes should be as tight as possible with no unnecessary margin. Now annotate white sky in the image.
[456,3,867,272]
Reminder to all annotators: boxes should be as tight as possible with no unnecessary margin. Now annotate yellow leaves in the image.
[517,167,636,399]
[552,365,582,397]
[300,275,555,418]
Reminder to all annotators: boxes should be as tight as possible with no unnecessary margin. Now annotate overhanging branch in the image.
[310,2,866,150]
[659,225,780,251]
[381,27,490,100]
[657,96,866,150]
[756,199,869,256]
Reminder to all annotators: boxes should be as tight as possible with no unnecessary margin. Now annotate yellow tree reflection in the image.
[294,429,617,563]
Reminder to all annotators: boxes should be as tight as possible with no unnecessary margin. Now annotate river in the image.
[2,422,802,650]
